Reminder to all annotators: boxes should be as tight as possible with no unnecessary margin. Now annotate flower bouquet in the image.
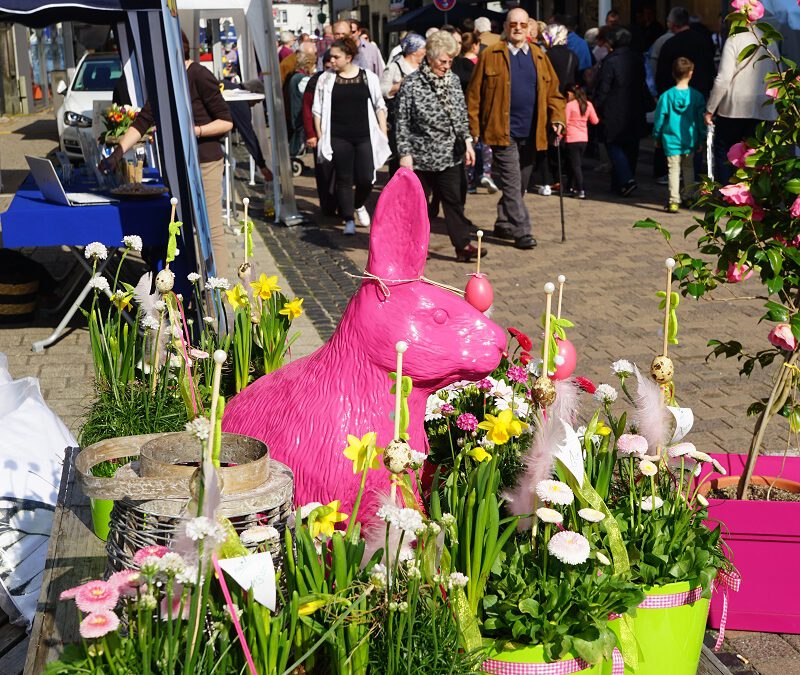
[102,103,142,141]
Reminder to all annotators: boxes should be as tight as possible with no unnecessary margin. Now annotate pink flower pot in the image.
[696,453,800,633]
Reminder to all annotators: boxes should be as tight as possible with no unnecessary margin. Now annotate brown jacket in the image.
[466,41,566,149]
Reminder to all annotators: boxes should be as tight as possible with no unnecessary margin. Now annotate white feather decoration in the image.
[552,378,581,425]
[133,271,158,318]
[633,365,669,456]
[360,491,416,567]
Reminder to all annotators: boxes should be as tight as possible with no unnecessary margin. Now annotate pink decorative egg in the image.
[551,337,577,381]
[465,273,494,312]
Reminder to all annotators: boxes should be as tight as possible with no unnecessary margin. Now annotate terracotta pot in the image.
[696,453,800,634]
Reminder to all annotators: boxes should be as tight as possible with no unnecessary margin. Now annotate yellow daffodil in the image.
[279,297,304,319]
[467,445,492,462]
[225,283,249,310]
[112,291,134,312]
[310,500,348,538]
[343,433,383,473]
[477,409,529,446]
[250,273,281,301]
[298,599,327,616]
[596,421,612,437]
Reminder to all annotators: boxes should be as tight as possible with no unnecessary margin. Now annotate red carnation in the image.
[575,376,596,394]
[519,351,532,365]
[508,327,533,352]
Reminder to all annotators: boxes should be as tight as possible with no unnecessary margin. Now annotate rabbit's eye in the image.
[433,309,448,325]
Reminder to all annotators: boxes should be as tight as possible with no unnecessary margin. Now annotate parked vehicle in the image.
[56,53,122,160]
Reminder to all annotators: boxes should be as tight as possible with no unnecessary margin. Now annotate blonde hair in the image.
[426,30,459,60]
[295,52,317,74]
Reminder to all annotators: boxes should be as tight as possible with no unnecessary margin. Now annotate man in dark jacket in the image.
[593,26,647,196]
[655,7,715,96]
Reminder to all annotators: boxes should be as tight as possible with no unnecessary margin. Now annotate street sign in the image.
[433,0,456,11]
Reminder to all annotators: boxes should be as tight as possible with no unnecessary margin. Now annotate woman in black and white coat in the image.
[395,31,485,263]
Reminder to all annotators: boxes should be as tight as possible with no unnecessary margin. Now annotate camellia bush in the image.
[635,1,800,498]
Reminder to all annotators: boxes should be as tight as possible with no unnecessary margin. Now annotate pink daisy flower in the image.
[59,585,82,601]
[108,570,142,597]
[75,580,120,613]
[133,545,170,566]
[79,610,120,639]
[456,413,479,431]
[507,366,528,383]
[616,434,648,458]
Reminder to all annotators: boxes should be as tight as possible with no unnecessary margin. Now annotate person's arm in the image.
[466,49,487,140]
[302,82,317,147]
[592,61,612,112]
[380,61,398,98]
[367,71,389,136]
[395,79,413,168]
[312,74,325,141]
[99,100,153,172]
[193,66,233,137]
[705,35,737,123]
[652,93,666,143]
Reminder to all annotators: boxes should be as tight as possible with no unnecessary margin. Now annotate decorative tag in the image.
[667,406,694,444]
[553,419,584,487]
[217,552,276,610]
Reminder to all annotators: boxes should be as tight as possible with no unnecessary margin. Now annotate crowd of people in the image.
[274,5,779,263]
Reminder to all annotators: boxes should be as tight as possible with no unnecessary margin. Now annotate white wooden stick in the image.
[476,230,483,276]
[556,274,566,321]
[243,197,250,265]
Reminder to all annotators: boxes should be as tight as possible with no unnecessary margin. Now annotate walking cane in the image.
[555,132,566,242]
[706,123,715,183]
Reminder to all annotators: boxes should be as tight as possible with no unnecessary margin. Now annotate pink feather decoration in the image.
[633,365,669,456]
[552,378,581,426]
[503,416,565,528]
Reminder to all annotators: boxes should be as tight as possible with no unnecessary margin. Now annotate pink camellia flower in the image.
[751,204,765,222]
[731,0,765,21]
[791,195,800,219]
[108,570,142,597]
[75,580,120,613]
[727,142,756,169]
[79,610,120,639]
[616,434,649,458]
[719,182,755,206]
[726,262,754,282]
[768,324,797,351]
[132,545,170,566]
[766,86,779,98]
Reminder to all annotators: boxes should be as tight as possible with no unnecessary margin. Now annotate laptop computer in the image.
[25,156,117,206]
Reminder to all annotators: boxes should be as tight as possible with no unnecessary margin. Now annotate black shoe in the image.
[514,235,537,250]
[492,228,515,240]
[455,243,488,262]
[621,180,638,197]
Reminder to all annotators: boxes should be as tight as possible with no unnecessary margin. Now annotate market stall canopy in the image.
[0,0,217,277]
[386,3,505,32]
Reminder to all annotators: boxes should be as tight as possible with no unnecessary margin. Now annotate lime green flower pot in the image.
[483,641,607,674]
[90,497,114,541]
[611,581,709,675]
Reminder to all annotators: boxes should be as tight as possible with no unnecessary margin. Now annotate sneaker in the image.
[575,190,586,199]
[480,175,499,193]
[455,243,488,262]
[656,175,669,185]
[355,206,371,227]
[537,184,552,196]
[621,180,638,197]
[664,203,679,214]
[343,220,356,235]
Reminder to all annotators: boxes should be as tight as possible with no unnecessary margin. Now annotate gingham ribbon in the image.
[637,585,703,609]
[713,569,742,652]
[481,647,623,674]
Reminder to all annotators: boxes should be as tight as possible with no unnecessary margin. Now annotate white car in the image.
[56,52,122,161]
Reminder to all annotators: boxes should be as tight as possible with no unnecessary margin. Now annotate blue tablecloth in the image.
[0,171,172,249]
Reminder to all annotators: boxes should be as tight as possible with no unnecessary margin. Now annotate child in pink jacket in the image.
[564,84,599,199]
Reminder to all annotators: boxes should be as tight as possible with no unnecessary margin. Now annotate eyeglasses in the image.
[508,22,529,28]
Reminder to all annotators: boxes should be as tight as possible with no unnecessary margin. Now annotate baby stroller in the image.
[290,140,306,178]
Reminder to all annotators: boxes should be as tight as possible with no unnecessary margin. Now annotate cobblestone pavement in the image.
[2,112,799,673]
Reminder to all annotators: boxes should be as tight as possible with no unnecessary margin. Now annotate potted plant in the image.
[633,0,800,633]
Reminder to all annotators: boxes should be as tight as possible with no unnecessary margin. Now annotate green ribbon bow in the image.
[240,218,254,259]
[389,373,413,440]
[656,290,679,345]
[166,219,183,264]
[539,313,574,373]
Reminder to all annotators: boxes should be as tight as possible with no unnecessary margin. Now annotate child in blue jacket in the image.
[653,57,706,212]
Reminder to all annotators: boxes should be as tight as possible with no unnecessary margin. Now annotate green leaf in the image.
[686,282,705,298]
[766,248,783,275]
[634,218,671,241]
[518,598,539,615]
[785,178,800,194]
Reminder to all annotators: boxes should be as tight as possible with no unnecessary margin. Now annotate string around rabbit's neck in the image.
[345,270,464,299]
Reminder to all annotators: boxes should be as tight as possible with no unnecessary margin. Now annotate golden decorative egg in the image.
[532,375,556,406]
[650,355,674,384]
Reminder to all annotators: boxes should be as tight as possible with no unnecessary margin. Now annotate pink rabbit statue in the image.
[222,169,507,516]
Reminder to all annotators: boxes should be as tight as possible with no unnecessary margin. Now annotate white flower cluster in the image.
[123,235,143,252]
[409,450,428,469]
[203,316,214,325]
[611,359,634,377]
[376,504,425,536]
[154,300,166,312]
[406,560,422,580]
[535,480,574,506]
[185,516,227,543]
[141,315,160,331]
[206,276,230,291]
[547,530,591,565]
[176,564,199,585]
[369,563,389,589]
[185,417,211,441]
[88,275,110,293]
[187,272,201,283]
[84,242,108,260]
[594,383,618,404]
[240,525,280,545]
[446,572,469,589]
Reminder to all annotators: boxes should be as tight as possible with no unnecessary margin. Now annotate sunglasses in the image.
[508,22,529,28]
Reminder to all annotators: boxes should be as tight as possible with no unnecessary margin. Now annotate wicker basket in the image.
[76,432,294,572]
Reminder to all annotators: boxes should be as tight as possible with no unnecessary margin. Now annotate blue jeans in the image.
[606,140,639,193]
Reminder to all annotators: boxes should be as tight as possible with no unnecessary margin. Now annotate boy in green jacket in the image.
[653,57,706,213]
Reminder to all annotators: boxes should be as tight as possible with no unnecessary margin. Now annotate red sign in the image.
[434,0,456,11]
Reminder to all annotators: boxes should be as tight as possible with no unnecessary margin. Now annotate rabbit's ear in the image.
[366,168,430,279]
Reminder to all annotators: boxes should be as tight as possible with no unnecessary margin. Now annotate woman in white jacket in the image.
[312,37,390,235]
[704,25,779,184]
